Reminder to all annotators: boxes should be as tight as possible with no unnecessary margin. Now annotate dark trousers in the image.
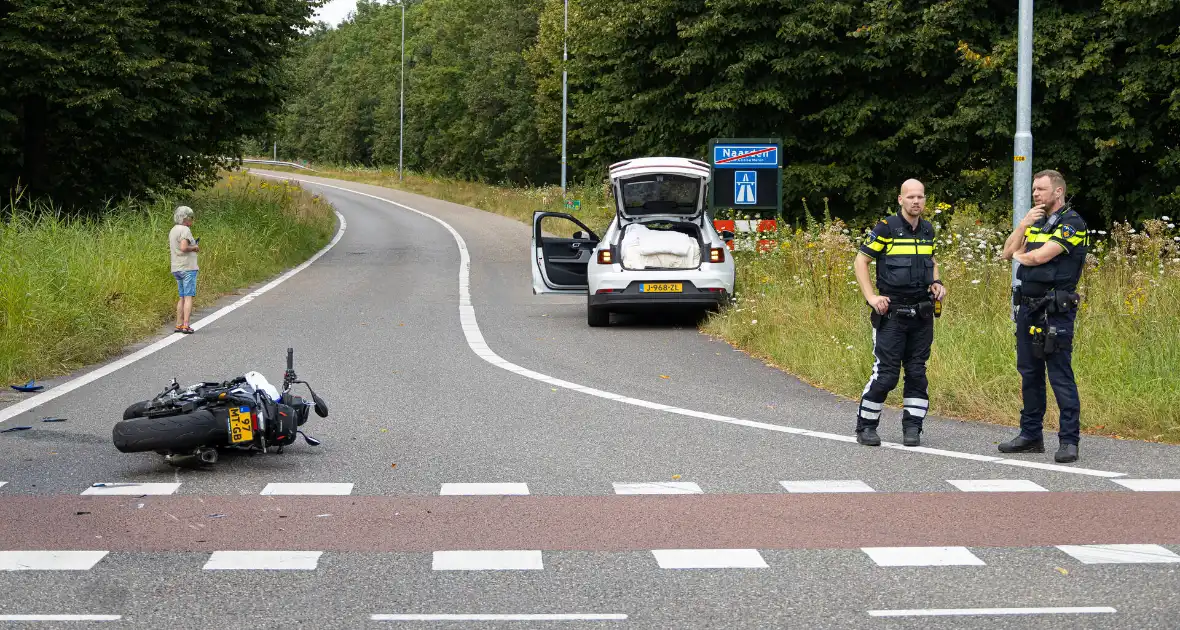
[857,309,934,432]
[1015,305,1081,444]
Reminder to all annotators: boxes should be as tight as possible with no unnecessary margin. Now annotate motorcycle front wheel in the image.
[112,409,229,454]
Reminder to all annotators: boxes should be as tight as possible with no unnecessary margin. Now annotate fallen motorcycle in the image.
[113,348,328,466]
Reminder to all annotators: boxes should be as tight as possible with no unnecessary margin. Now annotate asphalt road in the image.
[1,170,1178,629]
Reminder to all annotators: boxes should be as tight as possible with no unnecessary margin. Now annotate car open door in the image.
[531,211,599,294]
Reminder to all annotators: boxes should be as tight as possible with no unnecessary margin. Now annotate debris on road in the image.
[1,426,32,433]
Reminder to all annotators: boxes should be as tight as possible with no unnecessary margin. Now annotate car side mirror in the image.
[573,230,591,240]
[720,230,735,242]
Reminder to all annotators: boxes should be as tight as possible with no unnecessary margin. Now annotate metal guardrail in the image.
[239,159,317,172]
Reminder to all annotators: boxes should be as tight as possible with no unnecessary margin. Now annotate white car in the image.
[531,157,737,326]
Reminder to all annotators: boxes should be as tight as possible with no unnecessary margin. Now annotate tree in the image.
[0,0,320,213]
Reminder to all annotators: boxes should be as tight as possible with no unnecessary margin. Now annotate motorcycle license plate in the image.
[641,283,682,293]
[228,406,253,444]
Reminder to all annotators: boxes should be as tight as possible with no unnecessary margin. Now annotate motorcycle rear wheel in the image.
[112,410,228,454]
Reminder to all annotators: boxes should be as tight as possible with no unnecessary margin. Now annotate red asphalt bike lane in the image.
[1,492,1179,552]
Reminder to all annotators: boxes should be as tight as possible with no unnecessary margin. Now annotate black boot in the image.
[857,427,881,446]
[998,434,1045,453]
[1055,443,1079,463]
[903,426,921,447]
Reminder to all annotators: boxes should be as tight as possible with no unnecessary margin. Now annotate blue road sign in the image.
[734,171,757,205]
[713,144,778,169]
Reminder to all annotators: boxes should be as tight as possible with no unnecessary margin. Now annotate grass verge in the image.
[0,173,337,385]
[245,161,1180,444]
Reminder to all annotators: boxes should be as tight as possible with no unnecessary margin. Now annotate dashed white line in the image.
[862,546,986,567]
[372,614,627,622]
[203,551,323,570]
[613,482,702,494]
[868,607,1116,617]
[260,482,354,495]
[1111,479,1180,492]
[651,549,768,569]
[439,483,530,495]
[0,615,123,622]
[780,480,876,493]
[1056,544,1180,564]
[0,551,109,571]
[0,210,346,425]
[946,479,1047,492]
[81,482,180,495]
[252,174,1130,480]
[432,550,544,571]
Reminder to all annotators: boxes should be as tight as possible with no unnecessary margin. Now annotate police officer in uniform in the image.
[1000,169,1088,463]
[853,179,947,447]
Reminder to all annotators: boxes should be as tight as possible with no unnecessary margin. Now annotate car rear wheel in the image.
[587,303,610,327]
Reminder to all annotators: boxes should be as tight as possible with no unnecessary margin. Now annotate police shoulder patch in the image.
[1061,224,1077,238]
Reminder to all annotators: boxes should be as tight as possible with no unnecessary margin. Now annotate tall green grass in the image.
[0,174,337,385]
[249,161,1180,443]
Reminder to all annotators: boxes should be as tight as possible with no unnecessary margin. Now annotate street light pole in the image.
[560,0,568,196]
[399,0,405,182]
[1011,0,1034,285]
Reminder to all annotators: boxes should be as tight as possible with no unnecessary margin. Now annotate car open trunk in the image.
[617,219,706,271]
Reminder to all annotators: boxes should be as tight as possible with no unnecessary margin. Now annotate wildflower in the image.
[971,279,981,284]
[1164,216,1172,221]
[1130,229,1137,234]
[1170,224,1176,229]
[751,319,758,325]
[1098,230,1108,235]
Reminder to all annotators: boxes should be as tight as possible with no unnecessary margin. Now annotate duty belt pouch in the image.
[917,301,935,320]
[1030,326,1047,360]
[870,309,884,330]
[1052,290,1081,314]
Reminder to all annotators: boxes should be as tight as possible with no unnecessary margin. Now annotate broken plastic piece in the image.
[1,426,32,433]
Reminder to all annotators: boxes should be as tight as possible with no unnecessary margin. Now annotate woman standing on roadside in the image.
[168,205,200,334]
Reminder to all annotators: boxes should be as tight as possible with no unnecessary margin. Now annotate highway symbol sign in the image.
[735,171,757,205]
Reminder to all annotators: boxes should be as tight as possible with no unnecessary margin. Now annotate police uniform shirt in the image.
[859,213,936,298]
[1017,207,1088,295]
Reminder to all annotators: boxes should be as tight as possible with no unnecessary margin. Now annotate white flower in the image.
[971,279,981,284]
[751,319,758,325]
[935,209,943,214]
[1163,216,1172,221]
[846,345,854,350]
[1130,229,1137,233]
[1098,230,1108,235]
[977,241,987,249]
[1170,223,1176,229]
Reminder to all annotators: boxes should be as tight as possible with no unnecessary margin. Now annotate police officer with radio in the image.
[853,179,946,447]
[1000,170,1087,463]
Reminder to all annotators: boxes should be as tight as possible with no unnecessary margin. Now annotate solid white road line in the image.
[1056,544,1180,564]
[0,210,346,425]
[81,482,180,495]
[1112,479,1180,491]
[651,549,768,569]
[260,482,354,495]
[946,479,1048,492]
[861,546,986,567]
[0,615,123,622]
[868,607,1116,617]
[432,550,544,571]
[203,551,323,570]
[439,483,530,496]
[253,174,1130,480]
[613,482,702,494]
[0,551,109,571]
[780,480,875,493]
[372,614,627,622]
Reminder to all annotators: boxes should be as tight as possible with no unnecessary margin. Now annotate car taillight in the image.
[251,412,259,431]
[709,247,725,263]
[596,289,618,294]
[597,249,613,264]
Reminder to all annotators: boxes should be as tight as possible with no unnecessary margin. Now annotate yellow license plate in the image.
[228,406,253,443]
[642,283,682,293]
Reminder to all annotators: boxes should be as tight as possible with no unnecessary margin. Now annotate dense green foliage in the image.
[276,0,1180,224]
[0,0,319,213]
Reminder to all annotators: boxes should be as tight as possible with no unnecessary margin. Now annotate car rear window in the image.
[621,174,701,215]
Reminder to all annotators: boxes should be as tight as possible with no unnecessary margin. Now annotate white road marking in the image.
[613,482,702,494]
[868,607,1116,617]
[372,614,627,622]
[651,549,768,569]
[0,210,346,425]
[862,546,986,567]
[1056,544,1180,564]
[260,482,354,495]
[253,174,1130,480]
[0,481,6,489]
[439,483,530,495]
[203,550,323,570]
[780,480,875,493]
[946,479,1047,492]
[1112,479,1180,491]
[432,550,544,571]
[0,615,123,622]
[0,551,109,571]
[81,482,180,495]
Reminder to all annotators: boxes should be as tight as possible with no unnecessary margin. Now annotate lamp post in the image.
[560,0,568,196]
[399,0,405,181]
[1011,0,1033,284]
